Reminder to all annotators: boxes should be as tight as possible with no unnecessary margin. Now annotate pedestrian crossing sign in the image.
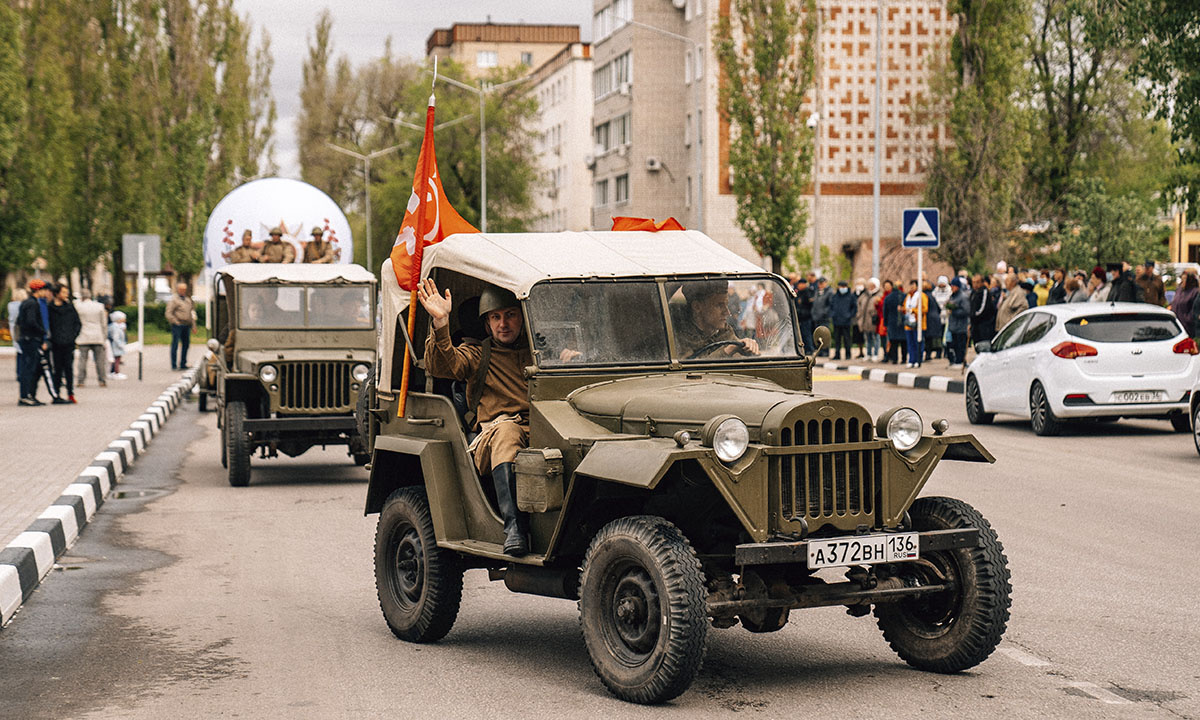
[902,208,940,248]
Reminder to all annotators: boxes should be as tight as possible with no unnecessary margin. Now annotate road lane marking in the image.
[998,647,1050,666]
[813,374,862,381]
[1065,682,1133,704]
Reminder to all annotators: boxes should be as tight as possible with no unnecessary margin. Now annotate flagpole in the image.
[397,92,437,418]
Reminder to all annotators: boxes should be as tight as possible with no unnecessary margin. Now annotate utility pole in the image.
[326,142,403,272]
[872,0,883,279]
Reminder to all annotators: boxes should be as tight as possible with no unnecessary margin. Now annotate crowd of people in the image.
[785,260,1185,370]
[8,278,130,406]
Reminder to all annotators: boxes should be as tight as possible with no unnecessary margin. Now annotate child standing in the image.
[108,310,127,379]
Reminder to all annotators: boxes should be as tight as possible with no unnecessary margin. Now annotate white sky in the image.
[233,1,593,177]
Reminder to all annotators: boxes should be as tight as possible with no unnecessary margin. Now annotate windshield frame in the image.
[236,282,375,331]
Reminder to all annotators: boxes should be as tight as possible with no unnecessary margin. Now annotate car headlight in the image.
[258,364,277,383]
[352,363,370,382]
[702,415,750,463]
[876,407,923,452]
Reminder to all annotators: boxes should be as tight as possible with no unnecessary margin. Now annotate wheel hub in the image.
[392,526,424,605]
[609,569,660,654]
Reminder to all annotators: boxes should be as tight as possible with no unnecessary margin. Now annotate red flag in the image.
[611,216,686,232]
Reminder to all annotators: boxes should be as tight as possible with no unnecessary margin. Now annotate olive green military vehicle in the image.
[207,263,376,486]
[360,231,1010,704]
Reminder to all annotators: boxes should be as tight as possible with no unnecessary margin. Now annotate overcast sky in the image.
[233,1,593,177]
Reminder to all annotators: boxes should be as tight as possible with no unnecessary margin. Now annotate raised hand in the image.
[416,277,452,329]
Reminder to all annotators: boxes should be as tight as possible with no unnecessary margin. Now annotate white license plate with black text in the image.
[807,533,919,569]
[1110,391,1164,404]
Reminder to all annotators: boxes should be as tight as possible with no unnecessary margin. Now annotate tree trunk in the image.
[771,255,783,276]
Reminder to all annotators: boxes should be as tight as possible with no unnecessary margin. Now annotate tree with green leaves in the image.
[921,0,1029,271]
[1049,178,1168,268]
[0,2,29,289]
[715,0,817,275]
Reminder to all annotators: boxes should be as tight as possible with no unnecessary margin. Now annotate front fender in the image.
[572,437,706,489]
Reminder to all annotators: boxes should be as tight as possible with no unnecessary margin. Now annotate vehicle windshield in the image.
[239,284,373,329]
[1065,313,1181,343]
[525,276,799,368]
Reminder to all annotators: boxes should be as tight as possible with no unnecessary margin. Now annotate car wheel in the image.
[1029,381,1062,436]
[965,375,993,425]
[1169,411,1190,434]
[874,496,1011,673]
[226,400,252,487]
[375,486,463,643]
[579,516,708,704]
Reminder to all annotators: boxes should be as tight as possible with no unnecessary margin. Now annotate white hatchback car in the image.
[965,302,1199,435]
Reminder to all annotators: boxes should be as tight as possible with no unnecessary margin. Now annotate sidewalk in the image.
[0,343,193,547]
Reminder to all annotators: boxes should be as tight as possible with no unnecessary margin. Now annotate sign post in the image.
[122,234,162,381]
[901,208,940,351]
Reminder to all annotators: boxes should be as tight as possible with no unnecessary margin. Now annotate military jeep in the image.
[361,231,1010,704]
[209,263,377,486]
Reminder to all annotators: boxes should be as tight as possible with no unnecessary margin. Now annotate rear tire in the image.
[1029,381,1062,436]
[1169,411,1190,433]
[965,375,993,425]
[226,400,252,487]
[1194,405,1200,457]
[874,496,1011,673]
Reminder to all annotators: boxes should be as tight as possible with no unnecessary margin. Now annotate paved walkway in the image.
[0,343,192,547]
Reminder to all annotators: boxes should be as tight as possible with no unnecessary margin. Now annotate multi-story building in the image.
[530,43,595,232]
[426,23,581,78]
[590,0,955,275]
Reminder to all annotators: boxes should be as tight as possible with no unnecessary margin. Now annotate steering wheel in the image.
[686,339,750,360]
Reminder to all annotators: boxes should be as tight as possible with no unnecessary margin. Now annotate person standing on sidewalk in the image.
[903,279,928,368]
[794,276,815,354]
[74,288,108,388]
[829,280,856,361]
[945,278,971,368]
[166,283,195,370]
[108,311,128,379]
[884,281,906,364]
[8,288,26,381]
[48,283,81,403]
[16,279,60,405]
[857,278,882,360]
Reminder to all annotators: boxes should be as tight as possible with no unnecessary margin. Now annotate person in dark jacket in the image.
[1107,263,1143,303]
[945,278,971,367]
[828,280,857,360]
[922,280,943,360]
[1021,278,1038,310]
[15,279,60,405]
[1136,261,1166,306]
[883,282,906,364]
[1047,269,1067,305]
[48,283,82,403]
[811,278,832,356]
[794,276,814,353]
[970,274,997,343]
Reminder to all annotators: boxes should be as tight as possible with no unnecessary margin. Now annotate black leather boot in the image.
[491,463,528,557]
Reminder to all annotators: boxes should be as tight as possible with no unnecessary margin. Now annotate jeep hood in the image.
[566,373,813,432]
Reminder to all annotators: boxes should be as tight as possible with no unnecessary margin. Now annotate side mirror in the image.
[973,341,992,354]
[206,338,220,353]
[812,325,831,356]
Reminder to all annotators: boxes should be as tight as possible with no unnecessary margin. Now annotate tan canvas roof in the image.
[217,262,375,284]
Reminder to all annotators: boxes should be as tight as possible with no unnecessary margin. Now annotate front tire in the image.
[226,400,252,486]
[1029,381,1062,436]
[965,375,993,425]
[874,496,1011,673]
[375,486,462,643]
[579,516,708,704]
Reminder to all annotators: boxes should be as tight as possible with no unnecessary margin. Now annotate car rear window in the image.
[1064,314,1182,343]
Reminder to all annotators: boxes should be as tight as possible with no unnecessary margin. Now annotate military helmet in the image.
[310,226,324,236]
[269,226,283,236]
[478,285,519,318]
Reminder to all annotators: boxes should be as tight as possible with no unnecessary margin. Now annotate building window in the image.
[686,176,693,207]
[594,121,612,153]
[594,0,631,43]
[476,51,498,68]
[594,51,632,99]
[595,179,610,207]
[695,48,703,79]
[685,52,693,84]
[615,174,629,204]
[685,113,692,146]
[521,52,533,66]
[614,113,631,146]
[613,51,631,87]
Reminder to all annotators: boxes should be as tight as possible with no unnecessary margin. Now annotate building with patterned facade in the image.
[426,23,581,78]
[590,0,954,277]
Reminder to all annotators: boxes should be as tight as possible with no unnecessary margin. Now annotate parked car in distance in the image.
[965,302,1199,436]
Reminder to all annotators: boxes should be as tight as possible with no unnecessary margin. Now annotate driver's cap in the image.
[478,285,519,318]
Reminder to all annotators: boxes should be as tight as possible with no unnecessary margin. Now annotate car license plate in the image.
[807,533,919,569]
[1110,390,1164,404]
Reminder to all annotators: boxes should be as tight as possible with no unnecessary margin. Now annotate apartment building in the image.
[530,43,595,232]
[590,0,954,271]
[426,23,580,78]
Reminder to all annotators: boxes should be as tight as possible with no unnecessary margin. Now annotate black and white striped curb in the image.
[819,361,964,394]
[0,367,200,627]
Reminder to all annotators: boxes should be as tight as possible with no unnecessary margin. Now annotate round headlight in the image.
[703,415,750,463]
[258,364,277,383]
[881,407,923,452]
[352,363,370,382]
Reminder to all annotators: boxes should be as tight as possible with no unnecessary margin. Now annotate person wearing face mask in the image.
[828,280,856,361]
[1034,271,1051,305]
[1107,262,1143,303]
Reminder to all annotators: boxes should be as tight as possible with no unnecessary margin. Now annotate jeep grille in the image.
[771,418,883,527]
[278,361,353,412]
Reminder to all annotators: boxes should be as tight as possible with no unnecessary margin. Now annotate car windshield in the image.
[1064,313,1181,343]
[668,278,799,361]
[239,284,373,329]
[527,281,670,367]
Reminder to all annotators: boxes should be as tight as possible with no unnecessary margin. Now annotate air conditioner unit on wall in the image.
[585,154,596,169]
[646,156,663,172]
[672,0,686,8]
[617,144,628,157]
[618,82,631,96]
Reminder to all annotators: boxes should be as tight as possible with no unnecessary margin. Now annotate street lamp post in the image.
[326,142,403,272]
[872,0,883,280]
[626,19,705,233]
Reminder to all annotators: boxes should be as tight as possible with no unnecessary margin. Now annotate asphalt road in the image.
[0,381,1196,719]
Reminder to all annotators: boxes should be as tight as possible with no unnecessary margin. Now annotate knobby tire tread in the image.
[227,400,251,486]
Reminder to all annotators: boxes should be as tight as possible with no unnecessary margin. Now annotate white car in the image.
[965,302,1199,436]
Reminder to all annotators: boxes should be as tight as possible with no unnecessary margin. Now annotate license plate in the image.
[1110,391,1164,404]
[807,533,919,569]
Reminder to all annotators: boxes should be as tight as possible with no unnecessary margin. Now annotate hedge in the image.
[115,303,207,331]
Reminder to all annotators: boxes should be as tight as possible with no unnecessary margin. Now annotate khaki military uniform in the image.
[424,324,531,474]
[229,245,260,263]
[260,240,295,263]
[303,240,333,264]
[670,304,739,359]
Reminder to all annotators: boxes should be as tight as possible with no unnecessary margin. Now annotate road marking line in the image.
[998,647,1050,666]
[1066,682,1132,704]
[813,374,862,381]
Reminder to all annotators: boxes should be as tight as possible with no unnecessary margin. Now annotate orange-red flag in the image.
[391,98,478,416]
[611,216,686,232]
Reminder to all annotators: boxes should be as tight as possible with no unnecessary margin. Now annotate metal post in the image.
[364,154,372,271]
[872,0,883,280]
[813,7,823,271]
[137,240,144,382]
[695,51,705,233]
[917,247,923,347]
[479,84,487,233]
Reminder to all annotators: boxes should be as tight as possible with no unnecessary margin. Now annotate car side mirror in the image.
[973,340,991,354]
[812,325,831,356]
[207,338,220,353]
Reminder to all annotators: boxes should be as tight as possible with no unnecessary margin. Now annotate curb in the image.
[0,367,200,627]
[819,361,964,395]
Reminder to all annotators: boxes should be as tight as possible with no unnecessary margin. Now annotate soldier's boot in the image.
[491,462,528,557]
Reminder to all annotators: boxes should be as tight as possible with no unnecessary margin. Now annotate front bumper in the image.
[242,416,358,434]
[735,527,979,566]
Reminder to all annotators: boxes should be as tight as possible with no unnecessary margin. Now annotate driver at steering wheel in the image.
[672,279,760,359]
